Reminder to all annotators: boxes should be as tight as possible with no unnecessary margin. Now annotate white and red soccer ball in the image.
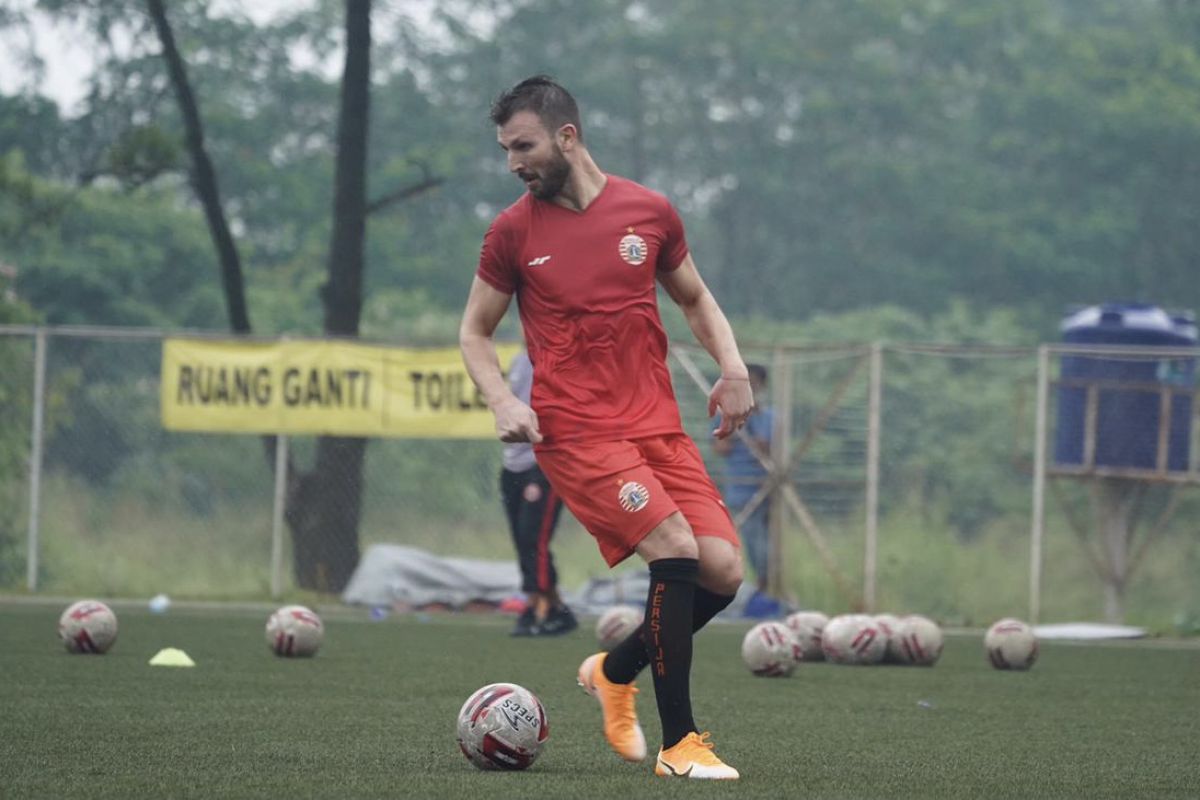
[985,618,1038,670]
[873,613,903,663]
[784,611,828,661]
[456,683,549,770]
[893,615,944,666]
[58,599,118,654]
[741,621,803,677]
[595,605,643,650]
[821,614,887,665]
[266,605,324,657]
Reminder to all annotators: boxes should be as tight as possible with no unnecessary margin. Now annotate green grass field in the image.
[2,603,1198,799]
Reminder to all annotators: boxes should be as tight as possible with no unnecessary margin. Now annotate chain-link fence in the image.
[2,326,1197,630]
[670,340,1200,630]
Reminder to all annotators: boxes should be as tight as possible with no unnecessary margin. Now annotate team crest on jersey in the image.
[618,233,648,266]
[617,481,650,512]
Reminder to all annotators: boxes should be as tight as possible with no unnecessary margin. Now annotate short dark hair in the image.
[747,363,768,384]
[490,75,583,141]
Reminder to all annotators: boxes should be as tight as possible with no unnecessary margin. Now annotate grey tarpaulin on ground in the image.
[341,543,756,619]
[341,544,522,608]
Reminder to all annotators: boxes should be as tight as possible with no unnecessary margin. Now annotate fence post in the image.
[863,342,883,613]
[270,434,288,599]
[26,328,47,592]
[769,347,792,600]
[1030,345,1050,625]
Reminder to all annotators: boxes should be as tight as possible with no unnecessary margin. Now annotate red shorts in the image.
[535,433,739,567]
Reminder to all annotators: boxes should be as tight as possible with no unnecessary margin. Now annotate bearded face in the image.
[499,110,575,202]
[521,144,571,200]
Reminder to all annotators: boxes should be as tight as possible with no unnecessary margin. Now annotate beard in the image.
[525,146,571,200]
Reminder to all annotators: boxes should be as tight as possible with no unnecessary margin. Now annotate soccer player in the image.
[459,75,752,780]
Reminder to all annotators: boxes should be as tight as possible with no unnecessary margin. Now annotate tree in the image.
[146,0,251,334]
[142,0,373,590]
[149,0,450,590]
[283,0,372,591]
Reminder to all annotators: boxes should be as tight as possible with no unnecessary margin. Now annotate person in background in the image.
[501,349,576,636]
[712,363,778,616]
[501,350,576,638]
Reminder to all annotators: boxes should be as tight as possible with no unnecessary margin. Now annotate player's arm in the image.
[459,277,542,443]
[658,254,753,438]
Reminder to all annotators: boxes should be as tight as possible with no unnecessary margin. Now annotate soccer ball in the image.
[58,599,118,654]
[266,605,324,657]
[985,618,1038,670]
[893,615,944,666]
[741,621,802,677]
[783,611,828,661]
[873,613,903,663]
[822,614,887,665]
[595,605,643,650]
[456,683,549,770]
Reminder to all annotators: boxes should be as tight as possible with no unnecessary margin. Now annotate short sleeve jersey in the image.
[476,174,689,447]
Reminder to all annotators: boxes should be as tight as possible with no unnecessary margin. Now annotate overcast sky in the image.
[1,1,464,114]
[0,0,418,113]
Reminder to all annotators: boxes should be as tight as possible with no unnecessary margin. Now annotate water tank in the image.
[1054,303,1196,472]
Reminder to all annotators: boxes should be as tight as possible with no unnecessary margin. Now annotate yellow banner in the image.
[161,339,519,438]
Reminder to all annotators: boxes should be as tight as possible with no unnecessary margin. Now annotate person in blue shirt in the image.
[713,364,775,606]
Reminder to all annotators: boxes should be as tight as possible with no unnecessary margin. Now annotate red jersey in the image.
[476,174,690,447]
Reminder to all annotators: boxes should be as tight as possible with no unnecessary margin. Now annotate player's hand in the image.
[708,376,753,439]
[493,396,543,444]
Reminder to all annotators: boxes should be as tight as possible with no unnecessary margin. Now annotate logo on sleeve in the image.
[618,232,648,266]
[527,255,553,267]
[617,481,650,512]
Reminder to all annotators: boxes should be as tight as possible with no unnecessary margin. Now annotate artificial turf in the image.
[1,602,1197,799]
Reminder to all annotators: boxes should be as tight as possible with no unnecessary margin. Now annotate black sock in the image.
[601,623,650,685]
[601,586,736,684]
[692,586,736,631]
[644,557,698,749]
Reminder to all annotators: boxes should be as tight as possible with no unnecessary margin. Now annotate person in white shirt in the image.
[500,350,576,636]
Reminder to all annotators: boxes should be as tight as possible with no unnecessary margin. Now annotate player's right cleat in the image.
[577,652,646,762]
[533,604,578,636]
[654,732,740,780]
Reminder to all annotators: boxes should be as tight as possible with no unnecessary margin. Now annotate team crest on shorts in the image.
[618,233,648,266]
[617,481,650,512]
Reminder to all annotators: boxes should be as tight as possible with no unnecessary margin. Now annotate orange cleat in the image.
[577,652,647,762]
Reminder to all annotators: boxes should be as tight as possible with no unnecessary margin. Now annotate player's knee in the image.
[709,556,743,596]
[696,536,743,595]
[659,529,699,560]
[637,515,699,561]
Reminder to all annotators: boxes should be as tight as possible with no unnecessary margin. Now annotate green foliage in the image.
[0,151,73,241]
[3,171,224,327]
[7,0,1200,327]
[103,124,183,187]
[1,2,1198,613]
[0,94,70,178]
[0,330,33,587]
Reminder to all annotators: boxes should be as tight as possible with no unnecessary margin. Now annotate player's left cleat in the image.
[577,652,646,761]
[654,732,740,780]
[510,607,537,637]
